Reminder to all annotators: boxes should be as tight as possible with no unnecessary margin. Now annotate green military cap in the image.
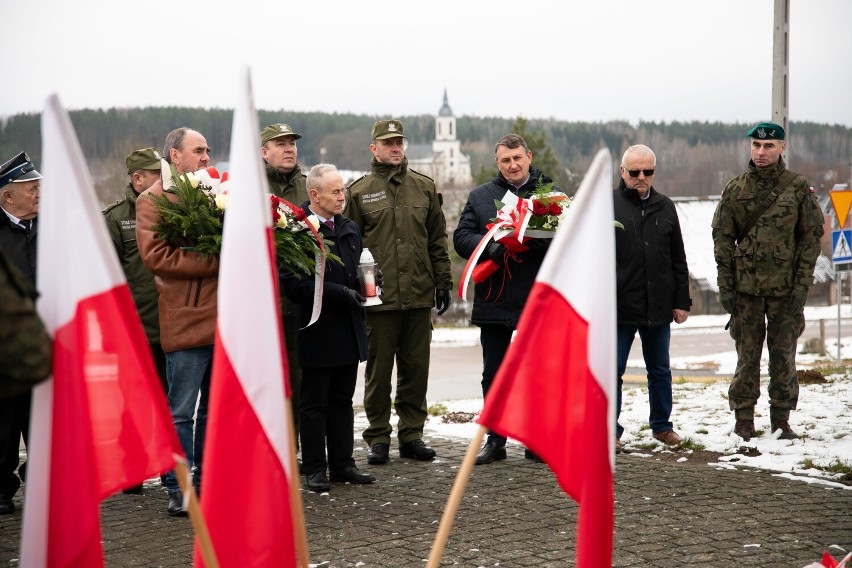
[125,147,162,174]
[261,123,302,145]
[371,119,406,140]
[745,122,785,140]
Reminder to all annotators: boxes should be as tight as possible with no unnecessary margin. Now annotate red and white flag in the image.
[196,68,298,567]
[478,148,616,567]
[21,95,181,567]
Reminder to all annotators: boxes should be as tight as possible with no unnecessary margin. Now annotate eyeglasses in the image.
[625,168,655,178]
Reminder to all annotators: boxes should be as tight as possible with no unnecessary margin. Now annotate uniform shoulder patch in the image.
[102,198,125,214]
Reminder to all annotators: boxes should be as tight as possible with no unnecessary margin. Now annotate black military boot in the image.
[770,420,800,440]
[733,409,755,441]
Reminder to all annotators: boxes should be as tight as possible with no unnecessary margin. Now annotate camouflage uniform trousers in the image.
[728,293,805,420]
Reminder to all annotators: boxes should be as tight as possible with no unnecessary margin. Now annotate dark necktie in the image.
[20,219,32,232]
[324,219,334,230]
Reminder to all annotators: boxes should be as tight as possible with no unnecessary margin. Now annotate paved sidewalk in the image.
[1,438,849,567]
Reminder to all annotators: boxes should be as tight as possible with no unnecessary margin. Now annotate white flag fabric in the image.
[197,68,298,566]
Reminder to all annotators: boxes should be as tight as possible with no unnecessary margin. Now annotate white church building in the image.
[407,90,472,188]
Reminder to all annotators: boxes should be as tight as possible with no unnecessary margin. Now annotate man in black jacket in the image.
[613,144,691,453]
[281,164,375,492]
[0,151,42,514]
[454,134,563,465]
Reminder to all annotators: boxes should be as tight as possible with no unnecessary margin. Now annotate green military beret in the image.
[745,122,785,140]
[371,119,406,140]
[261,123,302,145]
[125,147,162,174]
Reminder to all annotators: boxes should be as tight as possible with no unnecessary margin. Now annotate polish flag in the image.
[478,149,616,567]
[21,95,181,567]
[196,68,298,566]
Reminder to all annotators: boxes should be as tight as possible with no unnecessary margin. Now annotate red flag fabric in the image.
[21,95,180,567]
[478,149,616,567]
[196,68,297,567]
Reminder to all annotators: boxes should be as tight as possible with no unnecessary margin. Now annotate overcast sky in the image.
[2,0,851,126]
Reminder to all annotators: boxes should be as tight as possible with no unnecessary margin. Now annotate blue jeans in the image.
[616,324,673,439]
[164,346,212,495]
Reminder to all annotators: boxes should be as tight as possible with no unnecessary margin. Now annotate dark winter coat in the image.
[0,210,37,285]
[453,166,559,327]
[281,208,368,368]
[613,179,691,326]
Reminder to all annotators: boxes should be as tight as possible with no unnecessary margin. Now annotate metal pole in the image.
[838,271,842,365]
[772,0,790,164]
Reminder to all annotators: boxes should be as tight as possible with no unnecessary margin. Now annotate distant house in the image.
[407,90,472,188]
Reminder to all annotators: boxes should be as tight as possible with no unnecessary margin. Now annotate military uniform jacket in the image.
[614,180,691,326]
[453,166,560,327]
[345,157,453,311]
[712,158,824,297]
[266,163,307,204]
[136,179,219,353]
[103,184,160,343]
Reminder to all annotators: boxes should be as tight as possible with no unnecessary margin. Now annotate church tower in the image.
[435,88,456,142]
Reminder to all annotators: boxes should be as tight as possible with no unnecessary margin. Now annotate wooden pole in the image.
[174,458,219,568]
[426,425,486,568]
[284,397,311,567]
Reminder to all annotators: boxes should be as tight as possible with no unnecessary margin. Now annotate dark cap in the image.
[125,147,163,174]
[261,123,303,145]
[745,122,785,140]
[371,119,406,140]
[0,152,42,189]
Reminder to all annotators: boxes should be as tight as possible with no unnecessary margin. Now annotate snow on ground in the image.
[392,307,852,488]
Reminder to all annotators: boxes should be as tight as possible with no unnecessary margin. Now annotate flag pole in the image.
[175,458,220,568]
[426,425,486,568]
[284,398,311,566]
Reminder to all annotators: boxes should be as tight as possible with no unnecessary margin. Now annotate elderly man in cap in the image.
[103,147,166,494]
[0,151,43,514]
[712,122,824,442]
[136,128,216,516]
[261,123,307,454]
[345,120,453,464]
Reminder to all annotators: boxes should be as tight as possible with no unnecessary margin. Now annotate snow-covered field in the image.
[369,307,852,488]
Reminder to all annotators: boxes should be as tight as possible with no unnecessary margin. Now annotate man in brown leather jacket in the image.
[136,127,216,516]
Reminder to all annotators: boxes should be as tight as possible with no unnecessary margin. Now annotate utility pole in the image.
[772,0,790,164]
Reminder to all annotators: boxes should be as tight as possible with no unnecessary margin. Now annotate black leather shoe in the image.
[399,439,436,460]
[330,466,375,484]
[122,484,143,495]
[524,449,544,463]
[0,496,14,515]
[475,442,507,465]
[167,492,186,517]
[305,472,331,492]
[367,443,390,465]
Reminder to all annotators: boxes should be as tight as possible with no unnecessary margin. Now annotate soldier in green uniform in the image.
[345,120,453,464]
[103,147,166,494]
[712,122,824,441]
[260,123,307,452]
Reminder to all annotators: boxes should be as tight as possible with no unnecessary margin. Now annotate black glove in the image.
[435,289,451,315]
[483,242,505,264]
[375,268,384,290]
[788,287,808,315]
[342,287,365,308]
[719,291,736,315]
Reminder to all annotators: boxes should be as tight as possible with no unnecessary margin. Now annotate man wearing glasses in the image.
[613,144,691,453]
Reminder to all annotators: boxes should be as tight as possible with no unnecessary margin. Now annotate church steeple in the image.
[435,88,455,141]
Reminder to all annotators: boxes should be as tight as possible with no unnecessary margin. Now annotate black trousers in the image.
[300,364,357,475]
[0,391,30,499]
[480,324,514,447]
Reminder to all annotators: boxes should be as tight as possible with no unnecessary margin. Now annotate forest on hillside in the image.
[1,107,850,207]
